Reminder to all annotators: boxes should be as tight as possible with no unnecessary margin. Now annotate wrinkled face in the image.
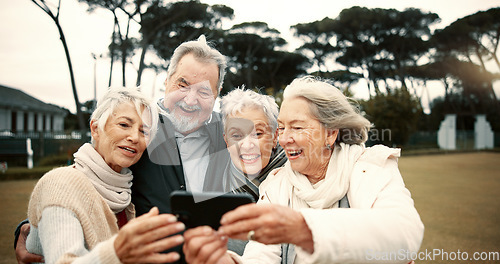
[278,97,336,178]
[91,102,151,172]
[224,107,278,176]
[163,53,219,135]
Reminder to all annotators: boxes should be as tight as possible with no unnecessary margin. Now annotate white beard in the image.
[166,112,202,134]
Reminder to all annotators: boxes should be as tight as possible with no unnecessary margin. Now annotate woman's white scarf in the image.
[284,142,365,209]
[73,143,133,213]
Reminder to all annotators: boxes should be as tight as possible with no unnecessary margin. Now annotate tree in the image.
[79,0,234,88]
[79,0,144,87]
[141,1,233,87]
[31,0,86,131]
[292,7,439,99]
[432,8,500,101]
[292,17,338,72]
[220,22,309,96]
[362,89,422,146]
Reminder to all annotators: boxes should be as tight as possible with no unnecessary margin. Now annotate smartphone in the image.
[170,190,255,230]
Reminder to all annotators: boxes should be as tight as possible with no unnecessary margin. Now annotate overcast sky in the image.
[1,0,499,113]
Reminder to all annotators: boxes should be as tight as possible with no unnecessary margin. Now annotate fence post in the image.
[27,138,33,169]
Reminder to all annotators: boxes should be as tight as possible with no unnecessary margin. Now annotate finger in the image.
[134,206,159,220]
[140,222,185,244]
[130,234,184,256]
[184,226,214,241]
[123,221,185,252]
[203,237,229,264]
[220,204,261,225]
[128,251,181,264]
[18,252,45,263]
[194,236,226,262]
[20,223,30,237]
[218,217,258,238]
[16,224,45,263]
[127,213,178,235]
[184,234,224,264]
[183,228,217,263]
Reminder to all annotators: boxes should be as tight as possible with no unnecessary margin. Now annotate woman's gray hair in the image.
[90,87,159,145]
[220,87,279,134]
[283,76,372,145]
[166,35,227,93]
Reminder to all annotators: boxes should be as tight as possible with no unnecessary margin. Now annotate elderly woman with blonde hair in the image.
[183,76,424,264]
[24,87,186,264]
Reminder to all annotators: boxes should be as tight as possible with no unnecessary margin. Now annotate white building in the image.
[0,85,66,133]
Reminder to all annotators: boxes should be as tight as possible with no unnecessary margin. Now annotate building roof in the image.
[0,84,67,114]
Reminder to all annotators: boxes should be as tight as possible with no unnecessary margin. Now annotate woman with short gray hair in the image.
[220,87,285,201]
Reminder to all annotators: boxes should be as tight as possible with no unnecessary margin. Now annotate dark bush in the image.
[38,154,72,167]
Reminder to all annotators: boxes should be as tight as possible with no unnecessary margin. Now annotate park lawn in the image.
[0,179,38,264]
[0,152,499,264]
[399,152,500,264]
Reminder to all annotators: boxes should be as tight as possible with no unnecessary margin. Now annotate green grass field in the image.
[0,152,499,263]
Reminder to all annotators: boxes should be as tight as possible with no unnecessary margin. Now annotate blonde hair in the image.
[90,87,159,145]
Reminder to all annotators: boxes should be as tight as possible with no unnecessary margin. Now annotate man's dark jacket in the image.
[130,112,229,216]
[130,112,229,264]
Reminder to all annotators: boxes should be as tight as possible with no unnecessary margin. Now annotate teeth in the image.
[287,150,302,156]
[181,105,198,113]
[121,147,136,153]
[240,154,259,160]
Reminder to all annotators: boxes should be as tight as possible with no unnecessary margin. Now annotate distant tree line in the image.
[34,0,499,146]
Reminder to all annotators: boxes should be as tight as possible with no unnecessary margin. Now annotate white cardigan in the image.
[233,145,424,264]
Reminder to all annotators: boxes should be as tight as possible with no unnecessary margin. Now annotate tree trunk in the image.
[56,22,86,131]
[136,41,148,87]
[31,0,86,131]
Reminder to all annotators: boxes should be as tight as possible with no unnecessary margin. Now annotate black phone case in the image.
[170,191,255,230]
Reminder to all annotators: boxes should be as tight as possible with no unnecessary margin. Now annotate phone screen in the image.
[170,191,255,230]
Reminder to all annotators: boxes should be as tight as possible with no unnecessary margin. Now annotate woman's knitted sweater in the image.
[26,166,134,264]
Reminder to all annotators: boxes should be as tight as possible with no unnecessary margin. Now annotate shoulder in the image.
[257,166,291,204]
[31,166,102,209]
[352,144,401,179]
[36,166,93,192]
[348,145,404,208]
[28,167,99,225]
[260,167,285,189]
[358,144,400,167]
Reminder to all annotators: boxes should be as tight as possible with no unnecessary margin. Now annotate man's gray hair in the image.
[220,87,279,134]
[283,76,372,145]
[90,87,159,145]
[166,35,227,93]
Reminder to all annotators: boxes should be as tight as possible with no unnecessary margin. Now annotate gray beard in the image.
[165,112,201,134]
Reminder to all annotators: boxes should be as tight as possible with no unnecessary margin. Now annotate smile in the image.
[240,154,260,163]
[287,150,302,157]
[119,146,137,153]
[177,103,200,114]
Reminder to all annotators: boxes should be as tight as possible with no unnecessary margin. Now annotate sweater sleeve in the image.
[37,206,121,264]
[295,158,424,264]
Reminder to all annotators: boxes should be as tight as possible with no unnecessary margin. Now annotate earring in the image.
[326,144,332,151]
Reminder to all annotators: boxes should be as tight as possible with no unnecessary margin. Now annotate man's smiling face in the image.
[163,53,219,135]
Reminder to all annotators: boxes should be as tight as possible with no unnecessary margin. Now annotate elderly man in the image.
[131,35,229,216]
[15,36,230,264]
